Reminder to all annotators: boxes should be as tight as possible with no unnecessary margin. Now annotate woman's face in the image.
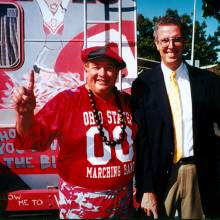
[44,0,61,14]
[85,58,119,99]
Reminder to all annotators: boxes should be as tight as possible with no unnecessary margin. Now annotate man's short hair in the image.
[153,14,184,41]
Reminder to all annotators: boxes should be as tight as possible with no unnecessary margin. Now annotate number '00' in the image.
[86,126,133,165]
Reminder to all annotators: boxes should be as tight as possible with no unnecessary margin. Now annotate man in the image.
[13,43,136,219]
[131,14,220,219]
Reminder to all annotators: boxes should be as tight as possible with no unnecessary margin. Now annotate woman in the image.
[13,43,136,219]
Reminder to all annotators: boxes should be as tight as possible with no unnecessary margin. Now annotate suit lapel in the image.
[147,65,173,125]
[187,64,199,143]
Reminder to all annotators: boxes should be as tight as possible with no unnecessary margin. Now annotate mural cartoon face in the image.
[44,0,62,14]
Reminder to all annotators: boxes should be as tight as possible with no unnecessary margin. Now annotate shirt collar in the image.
[161,61,187,79]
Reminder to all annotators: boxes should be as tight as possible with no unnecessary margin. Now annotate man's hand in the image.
[13,70,36,116]
[141,192,158,219]
[13,70,36,136]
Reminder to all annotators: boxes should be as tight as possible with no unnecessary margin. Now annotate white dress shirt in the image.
[161,62,194,157]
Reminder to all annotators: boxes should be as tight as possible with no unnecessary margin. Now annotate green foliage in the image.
[137,9,220,66]
[202,0,220,21]
[137,14,159,60]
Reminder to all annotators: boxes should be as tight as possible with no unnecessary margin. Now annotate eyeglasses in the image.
[158,37,183,47]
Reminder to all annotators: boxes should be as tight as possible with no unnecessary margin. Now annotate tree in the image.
[137,9,220,66]
[137,14,158,60]
[202,0,220,22]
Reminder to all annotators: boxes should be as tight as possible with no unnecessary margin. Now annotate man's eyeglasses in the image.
[158,37,183,47]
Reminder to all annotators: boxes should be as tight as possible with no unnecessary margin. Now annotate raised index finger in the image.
[27,70,35,91]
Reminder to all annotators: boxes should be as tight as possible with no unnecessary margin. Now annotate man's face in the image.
[155,24,184,70]
[85,58,119,99]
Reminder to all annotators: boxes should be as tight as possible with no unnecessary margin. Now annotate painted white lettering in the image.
[40,155,50,169]
[107,167,111,178]
[125,112,132,125]
[15,157,26,168]
[0,143,4,154]
[18,199,29,206]
[3,157,14,168]
[50,139,58,151]
[25,157,34,168]
[32,199,43,206]
[107,111,117,124]
[102,167,106,178]
[88,111,95,125]
[98,111,103,124]
[12,194,22,200]
[86,167,93,177]
[84,111,103,126]
[83,112,89,126]
[7,195,13,200]
[8,129,16,139]
[92,168,97,178]
[3,157,35,169]
[0,131,9,142]
[15,149,24,154]
[117,113,121,124]
[123,161,135,175]
[8,194,22,201]
[0,142,23,154]
[106,111,132,125]
[111,111,117,124]
[86,166,121,178]
[5,143,14,154]
[98,167,102,178]
[51,155,56,168]
[107,111,112,123]
[40,155,56,169]
[112,165,121,177]
[115,126,134,162]
[87,127,111,165]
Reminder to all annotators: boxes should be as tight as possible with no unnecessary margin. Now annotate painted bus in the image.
[0,0,137,217]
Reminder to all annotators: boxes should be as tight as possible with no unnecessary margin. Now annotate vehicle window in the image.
[0,3,23,69]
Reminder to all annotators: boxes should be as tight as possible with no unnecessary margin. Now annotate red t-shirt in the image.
[15,85,136,190]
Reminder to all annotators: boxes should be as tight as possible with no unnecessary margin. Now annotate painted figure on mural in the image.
[34,0,70,80]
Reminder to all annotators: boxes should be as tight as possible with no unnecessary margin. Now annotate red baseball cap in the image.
[81,42,126,69]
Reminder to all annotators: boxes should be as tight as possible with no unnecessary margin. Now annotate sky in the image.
[136,0,220,61]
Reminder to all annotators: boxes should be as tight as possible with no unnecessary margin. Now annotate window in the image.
[0,2,23,69]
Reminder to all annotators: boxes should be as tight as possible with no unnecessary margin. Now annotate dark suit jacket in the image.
[131,63,220,216]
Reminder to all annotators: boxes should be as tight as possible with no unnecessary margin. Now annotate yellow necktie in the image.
[168,71,182,163]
